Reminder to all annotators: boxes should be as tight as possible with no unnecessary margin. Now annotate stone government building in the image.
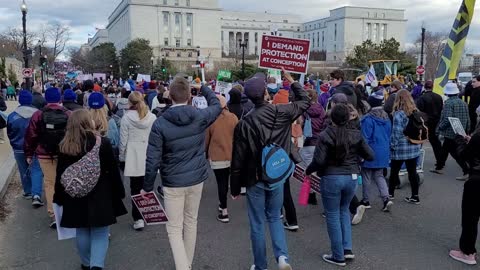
[86,0,406,70]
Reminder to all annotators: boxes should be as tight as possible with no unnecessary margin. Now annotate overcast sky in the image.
[0,0,479,52]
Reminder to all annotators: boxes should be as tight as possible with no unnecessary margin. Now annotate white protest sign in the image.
[448,117,467,136]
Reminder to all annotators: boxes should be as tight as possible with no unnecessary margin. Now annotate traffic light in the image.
[40,56,47,69]
[161,66,167,73]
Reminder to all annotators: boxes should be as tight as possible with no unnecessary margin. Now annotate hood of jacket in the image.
[306,103,324,118]
[324,124,363,146]
[124,110,156,129]
[14,106,38,118]
[336,81,355,94]
[162,105,197,126]
[365,107,390,125]
[117,98,129,108]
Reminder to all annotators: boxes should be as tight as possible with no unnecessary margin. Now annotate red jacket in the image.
[24,104,71,159]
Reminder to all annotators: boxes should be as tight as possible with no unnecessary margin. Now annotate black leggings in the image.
[213,168,230,209]
[130,176,144,221]
[389,159,419,197]
[283,179,298,225]
[460,179,480,255]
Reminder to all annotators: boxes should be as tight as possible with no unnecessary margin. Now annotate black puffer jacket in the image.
[333,81,357,106]
[230,82,310,196]
[305,125,374,176]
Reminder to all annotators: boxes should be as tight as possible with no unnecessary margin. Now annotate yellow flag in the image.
[433,0,476,94]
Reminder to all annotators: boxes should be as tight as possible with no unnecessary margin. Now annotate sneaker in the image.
[322,254,346,267]
[278,255,292,270]
[32,195,44,207]
[430,168,444,174]
[449,250,477,265]
[360,200,372,209]
[388,195,395,200]
[49,219,57,229]
[283,222,299,232]
[240,187,247,196]
[133,219,145,231]
[81,264,90,270]
[308,193,318,205]
[382,200,394,212]
[217,214,230,223]
[456,174,469,181]
[404,196,420,205]
[344,250,355,260]
[322,212,326,218]
[22,193,33,200]
[156,186,164,198]
[352,205,366,225]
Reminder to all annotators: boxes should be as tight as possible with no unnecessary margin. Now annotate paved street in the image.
[0,146,476,270]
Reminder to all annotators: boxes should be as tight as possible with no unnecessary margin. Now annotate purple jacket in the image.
[304,103,327,147]
[318,92,330,110]
[411,84,423,100]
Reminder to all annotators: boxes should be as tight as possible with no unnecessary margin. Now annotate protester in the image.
[411,81,424,101]
[227,88,243,120]
[53,109,127,270]
[267,77,280,99]
[360,90,393,211]
[62,89,83,111]
[24,87,71,228]
[119,91,156,231]
[389,90,422,203]
[192,81,208,109]
[89,93,120,149]
[6,84,16,101]
[468,75,480,133]
[436,82,470,180]
[416,80,444,174]
[0,92,6,144]
[329,70,357,106]
[32,85,47,110]
[142,77,222,270]
[318,83,331,110]
[205,95,238,223]
[353,86,370,116]
[300,89,326,205]
[79,80,94,107]
[7,90,44,206]
[145,81,158,110]
[384,80,403,117]
[231,69,310,270]
[306,103,374,266]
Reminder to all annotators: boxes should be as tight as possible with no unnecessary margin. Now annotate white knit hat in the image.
[444,81,459,95]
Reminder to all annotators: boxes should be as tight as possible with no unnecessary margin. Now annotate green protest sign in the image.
[217,70,232,81]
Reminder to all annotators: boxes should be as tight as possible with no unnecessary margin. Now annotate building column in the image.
[223,30,230,56]
[170,12,175,48]
[248,32,255,55]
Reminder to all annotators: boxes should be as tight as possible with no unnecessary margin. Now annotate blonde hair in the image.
[128,91,149,119]
[59,109,96,156]
[89,107,109,136]
[393,89,417,116]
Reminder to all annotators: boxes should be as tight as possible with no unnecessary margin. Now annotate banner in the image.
[217,70,232,81]
[132,192,168,225]
[433,0,476,94]
[365,65,377,84]
[259,35,310,74]
[292,164,321,194]
[136,74,151,82]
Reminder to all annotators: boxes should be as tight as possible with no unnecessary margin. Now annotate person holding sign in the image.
[53,109,127,270]
[436,82,470,180]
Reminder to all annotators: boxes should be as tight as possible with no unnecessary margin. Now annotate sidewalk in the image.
[0,101,19,198]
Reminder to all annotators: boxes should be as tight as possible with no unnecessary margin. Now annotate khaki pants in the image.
[39,159,57,218]
[163,182,204,270]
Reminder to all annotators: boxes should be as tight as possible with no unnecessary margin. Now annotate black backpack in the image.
[404,110,429,145]
[40,107,69,156]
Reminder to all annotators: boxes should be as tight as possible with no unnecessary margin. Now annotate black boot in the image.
[90,267,103,270]
[308,192,317,205]
[81,265,89,270]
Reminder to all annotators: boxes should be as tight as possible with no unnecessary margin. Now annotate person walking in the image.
[7,90,44,206]
[24,87,71,228]
[89,93,120,150]
[436,82,470,180]
[0,92,6,144]
[142,77,222,270]
[384,80,403,118]
[6,84,16,101]
[416,80,444,174]
[228,87,245,120]
[231,69,310,270]
[360,90,393,211]
[32,85,47,110]
[329,70,357,106]
[389,90,422,203]
[306,104,374,266]
[468,75,480,133]
[145,81,158,110]
[63,89,83,111]
[119,91,156,231]
[205,95,238,223]
[53,109,127,270]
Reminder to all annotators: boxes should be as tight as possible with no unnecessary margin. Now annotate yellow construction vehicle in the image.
[356,60,405,85]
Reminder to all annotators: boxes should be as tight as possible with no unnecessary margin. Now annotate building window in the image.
[163,12,169,32]
[176,38,181,47]
[298,35,301,38]
[334,56,337,61]
[322,31,325,48]
[186,0,190,6]
[165,52,170,57]
[283,20,288,23]
[334,23,337,41]
[334,44,337,52]
[255,33,258,42]
[367,23,372,40]
[174,0,179,6]
[177,52,181,57]
[175,13,181,33]
[164,38,169,46]
[188,52,193,57]
[186,13,193,32]
[317,33,319,48]
[383,24,388,40]
[380,24,385,41]
[187,39,192,46]
[382,13,385,18]
[163,0,167,4]
[279,33,282,37]
[373,23,378,41]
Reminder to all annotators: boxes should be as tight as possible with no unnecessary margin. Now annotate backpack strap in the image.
[266,106,278,145]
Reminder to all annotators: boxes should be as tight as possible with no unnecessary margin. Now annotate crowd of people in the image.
[3,68,480,269]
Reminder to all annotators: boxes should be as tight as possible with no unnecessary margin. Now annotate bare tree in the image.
[415,31,448,81]
[0,27,37,52]
[48,22,71,61]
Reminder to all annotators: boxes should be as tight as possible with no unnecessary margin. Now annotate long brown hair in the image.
[89,107,109,136]
[128,91,149,119]
[59,109,96,156]
[392,89,416,116]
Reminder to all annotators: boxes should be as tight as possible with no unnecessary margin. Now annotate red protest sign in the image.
[132,192,168,225]
[292,164,321,194]
[259,35,311,74]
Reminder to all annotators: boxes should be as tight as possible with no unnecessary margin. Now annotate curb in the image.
[0,152,17,199]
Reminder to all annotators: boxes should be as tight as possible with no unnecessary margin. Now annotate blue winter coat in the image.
[7,106,38,153]
[143,85,222,191]
[361,108,391,168]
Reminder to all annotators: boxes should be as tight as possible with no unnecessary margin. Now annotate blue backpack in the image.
[261,107,295,190]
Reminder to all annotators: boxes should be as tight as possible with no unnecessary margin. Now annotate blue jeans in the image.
[14,152,43,197]
[321,174,357,261]
[247,182,289,270]
[76,226,110,268]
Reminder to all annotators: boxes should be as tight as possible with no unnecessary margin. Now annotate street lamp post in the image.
[21,0,31,91]
[420,26,426,82]
[150,56,154,78]
[37,40,45,90]
[238,39,248,80]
